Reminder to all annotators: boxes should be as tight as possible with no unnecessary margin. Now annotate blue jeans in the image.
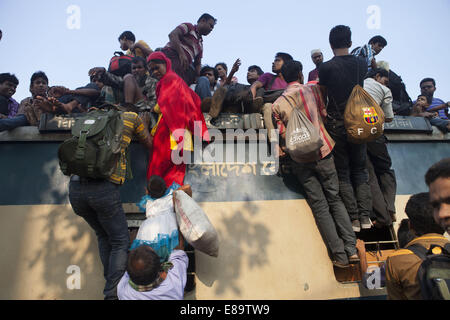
[292,155,357,264]
[430,117,449,133]
[195,76,213,100]
[0,114,29,132]
[69,177,129,300]
[367,134,396,226]
[325,120,372,221]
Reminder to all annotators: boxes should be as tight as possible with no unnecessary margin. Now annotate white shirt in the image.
[117,250,188,300]
[363,77,394,120]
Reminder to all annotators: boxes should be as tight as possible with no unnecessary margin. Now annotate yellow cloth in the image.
[126,40,151,58]
[109,112,149,185]
[151,104,193,151]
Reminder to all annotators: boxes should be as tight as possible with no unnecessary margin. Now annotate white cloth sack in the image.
[173,190,219,257]
[131,194,179,262]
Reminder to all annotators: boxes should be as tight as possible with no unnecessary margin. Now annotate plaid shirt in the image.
[109,112,150,185]
[272,82,334,160]
[165,23,203,63]
[18,97,43,126]
[139,75,157,111]
[352,43,375,70]
[3,97,19,118]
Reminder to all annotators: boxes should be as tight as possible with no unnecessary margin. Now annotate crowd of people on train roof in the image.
[0,12,449,133]
[0,14,449,301]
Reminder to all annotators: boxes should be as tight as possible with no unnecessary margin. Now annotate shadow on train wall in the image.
[0,143,274,299]
[194,198,270,297]
[1,143,69,205]
[24,205,103,299]
[0,152,104,299]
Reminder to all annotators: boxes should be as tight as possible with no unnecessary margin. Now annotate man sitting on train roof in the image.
[194,65,221,127]
[220,63,264,107]
[46,78,103,113]
[118,30,153,59]
[250,52,293,138]
[411,94,450,133]
[1,70,93,131]
[246,65,264,86]
[20,72,104,119]
[16,71,49,127]
[215,62,238,87]
[130,56,158,128]
[218,63,265,113]
[201,61,266,127]
[88,64,155,127]
[200,59,246,125]
[0,73,28,132]
[131,56,157,109]
[191,65,220,101]
[414,78,449,121]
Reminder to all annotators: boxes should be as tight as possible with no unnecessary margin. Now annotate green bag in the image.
[58,106,124,179]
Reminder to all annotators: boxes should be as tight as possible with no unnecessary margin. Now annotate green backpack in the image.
[58,106,124,179]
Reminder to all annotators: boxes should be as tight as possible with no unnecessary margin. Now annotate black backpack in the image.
[108,51,133,77]
[58,105,124,179]
[408,243,450,300]
[262,74,285,103]
[388,70,413,116]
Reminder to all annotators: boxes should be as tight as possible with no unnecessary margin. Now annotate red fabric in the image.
[149,116,187,186]
[146,51,209,186]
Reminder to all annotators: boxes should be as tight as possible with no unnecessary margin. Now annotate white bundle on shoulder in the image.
[173,190,219,257]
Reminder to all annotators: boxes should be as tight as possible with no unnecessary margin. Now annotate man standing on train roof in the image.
[308,49,323,82]
[351,35,387,71]
[161,13,217,86]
